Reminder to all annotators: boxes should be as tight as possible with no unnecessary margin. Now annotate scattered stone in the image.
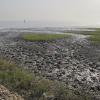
[0,32,100,99]
[0,85,24,100]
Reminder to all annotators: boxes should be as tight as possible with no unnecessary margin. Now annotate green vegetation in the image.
[87,29,100,43]
[0,59,93,100]
[89,34,100,43]
[22,33,69,41]
[71,28,100,44]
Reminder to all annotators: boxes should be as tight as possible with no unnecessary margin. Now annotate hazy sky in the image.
[0,0,100,26]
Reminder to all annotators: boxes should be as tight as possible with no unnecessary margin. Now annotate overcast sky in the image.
[0,0,100,26]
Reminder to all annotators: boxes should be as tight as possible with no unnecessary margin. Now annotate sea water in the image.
[0,21,95,33]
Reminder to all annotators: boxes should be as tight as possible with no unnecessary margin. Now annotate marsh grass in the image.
[22,33,69,41]
[87,30,100,43]
[89,34,100,43]
[73,28,100,44]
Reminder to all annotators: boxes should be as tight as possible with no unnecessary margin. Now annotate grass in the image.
[0,59,94,100]
[22,33,69,41]
[89,34,100,43]
[87,29,100,43]
[69,28,100,44]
